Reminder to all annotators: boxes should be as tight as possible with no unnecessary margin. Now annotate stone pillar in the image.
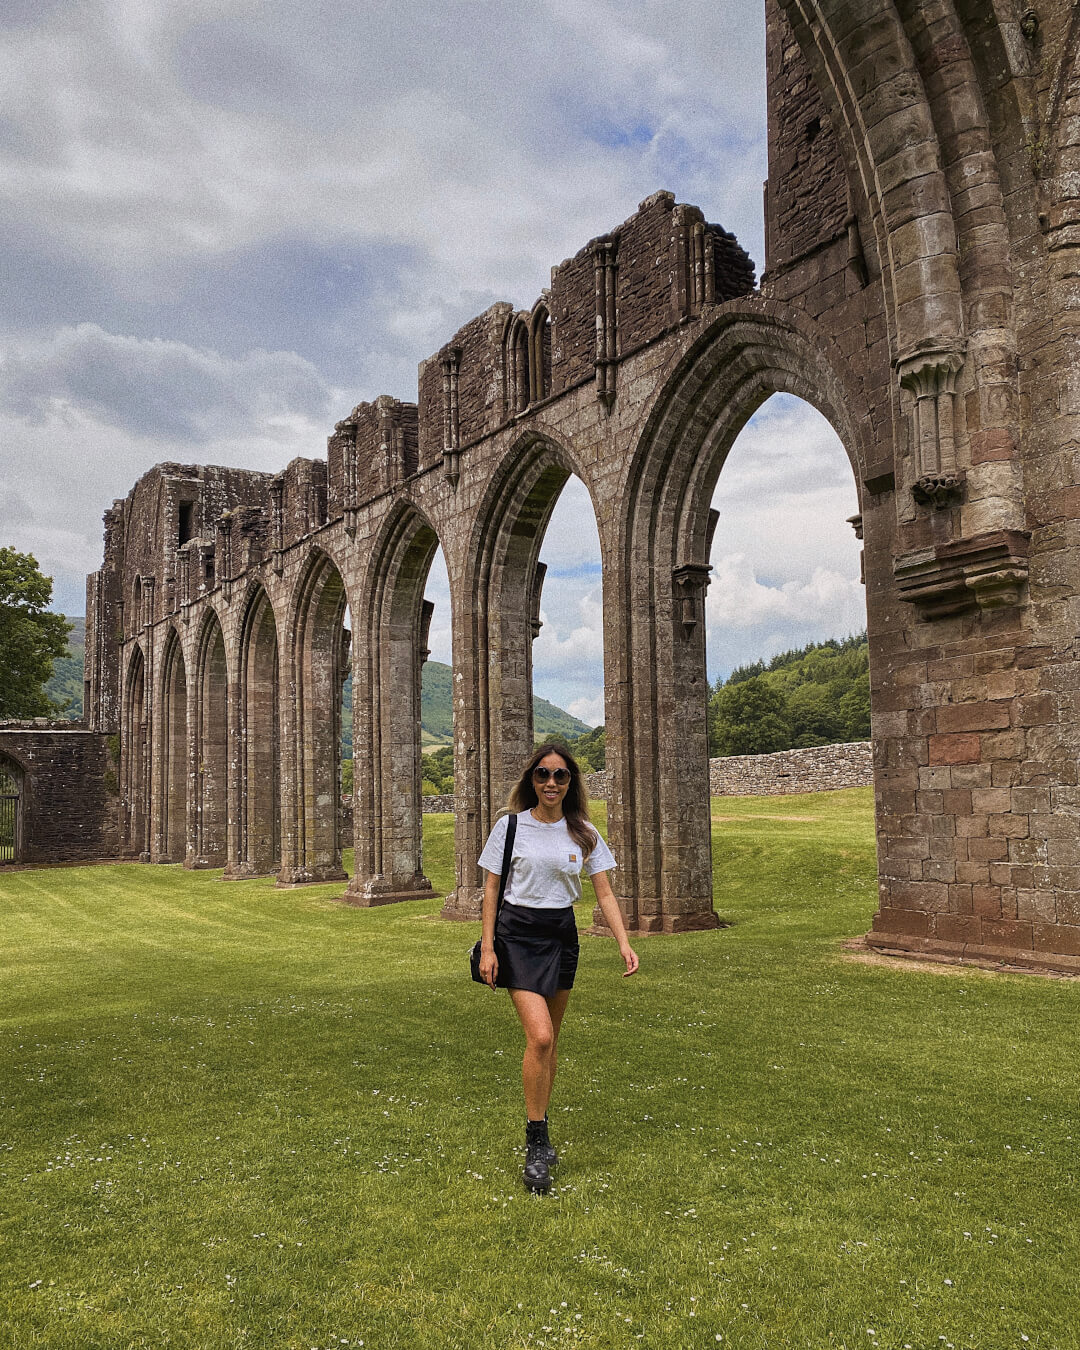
[441,567,485,921]
[345,520,438,907]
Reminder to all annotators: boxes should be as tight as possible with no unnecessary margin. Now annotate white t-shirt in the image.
[478,810,617,910]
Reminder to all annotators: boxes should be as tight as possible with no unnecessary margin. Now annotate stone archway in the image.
[79,8,1080,972]
[192,612,229,869]
[280,550,349,886]
[122,644,149,860]
[227,585,281,879]
[0,755,22,864]
[346,504,440,905]
[607,303,871,933]
[156,627,189,864]
[443,430,599,919]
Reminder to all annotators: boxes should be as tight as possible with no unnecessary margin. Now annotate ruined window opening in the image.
[506,318,530,416]
[178,500,196,546]
[805,116,821,143]
[530,306,552,403]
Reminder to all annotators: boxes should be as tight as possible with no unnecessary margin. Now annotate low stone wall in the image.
[0,723,121,863]
[421,794,456,814]
[393,743,874,814]
[709,741,873,796]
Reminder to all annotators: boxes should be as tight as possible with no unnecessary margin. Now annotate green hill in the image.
[48,630,591,747]
[342,660,590,755]
[45,616,84,720]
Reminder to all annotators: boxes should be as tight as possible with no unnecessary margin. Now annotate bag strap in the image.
[495,812,517,919]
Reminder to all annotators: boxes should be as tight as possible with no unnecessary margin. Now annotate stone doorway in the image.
[0,759,20,863]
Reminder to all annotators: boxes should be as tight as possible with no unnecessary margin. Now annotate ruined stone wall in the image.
[765,0,848,271]
[0,725,120,863]
[74,4,1080,971]
[764,0,1080,975]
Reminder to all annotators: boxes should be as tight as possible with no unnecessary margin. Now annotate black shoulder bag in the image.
[470,813,517,985]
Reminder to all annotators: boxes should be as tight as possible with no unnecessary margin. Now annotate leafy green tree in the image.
[837,675,871,741]
[567,724,606,771]
[420,745,455,794]
[0,548,71,719]
[710,677,792,756]
[787,682,844,747]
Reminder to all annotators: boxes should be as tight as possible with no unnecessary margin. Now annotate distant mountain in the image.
[342,660,590,755]
[45,616,84,720]
[48,629,590,746]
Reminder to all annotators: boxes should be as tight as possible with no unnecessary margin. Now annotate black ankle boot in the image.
[539,1114,558,1168]
[523,1119,553,1193]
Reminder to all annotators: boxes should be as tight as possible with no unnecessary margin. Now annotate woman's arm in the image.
[589,870,640,976]
[479,869,500,989]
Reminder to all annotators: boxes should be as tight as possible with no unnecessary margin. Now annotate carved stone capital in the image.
[896,346,966,492]
[673,562,712,639]
[896,348,964,399]
[911,470,965,509]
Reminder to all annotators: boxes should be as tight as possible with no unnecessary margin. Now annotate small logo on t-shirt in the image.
[569,853,577,862]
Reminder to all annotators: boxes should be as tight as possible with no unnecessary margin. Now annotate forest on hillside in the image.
[44,617,84,719]
[708,632,870,755]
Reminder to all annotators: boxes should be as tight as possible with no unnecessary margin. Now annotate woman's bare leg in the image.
[509,987,571,1119]
[545,988,571,1108]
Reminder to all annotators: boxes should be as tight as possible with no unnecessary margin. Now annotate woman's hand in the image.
[479,944,499,990]
[591,870,641,978]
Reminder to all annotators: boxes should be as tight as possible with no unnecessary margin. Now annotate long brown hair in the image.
[508,742,597,860]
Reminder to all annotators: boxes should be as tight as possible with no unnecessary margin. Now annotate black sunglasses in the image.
[532,766,571,785]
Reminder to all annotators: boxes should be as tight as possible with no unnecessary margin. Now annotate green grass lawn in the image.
[1,787,1077,1349]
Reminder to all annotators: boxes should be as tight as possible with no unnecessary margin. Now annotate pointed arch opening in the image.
[505,316,531,416]
[159,629,188,864]
[231,587,281,878]
[283,551,349,885]
[345,507,442,905]
[0,755,23,864]
[613,305,874,933]
[193,612,228,868]
[123,645,148,858]
[529,303,552,403]
[444,433,605,919]
[705,394,868,761]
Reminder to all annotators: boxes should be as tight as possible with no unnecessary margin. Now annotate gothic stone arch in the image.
[84,3,1080,973]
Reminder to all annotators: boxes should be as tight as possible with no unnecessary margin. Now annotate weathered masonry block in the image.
[43,2,1080,971]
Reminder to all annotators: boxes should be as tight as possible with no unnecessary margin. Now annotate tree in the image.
[0,548,72,719]
[710,677,792,756]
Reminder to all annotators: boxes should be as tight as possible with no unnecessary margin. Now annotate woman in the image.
[478,742,639,1194]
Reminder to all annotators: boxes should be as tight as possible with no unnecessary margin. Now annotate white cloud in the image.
[423,547,453,667]
[0,0,765,317]
[0,0,868,720]
[567,694,605,727]
[0,323,333,439]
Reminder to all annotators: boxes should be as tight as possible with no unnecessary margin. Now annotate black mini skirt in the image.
[494,902,579,997]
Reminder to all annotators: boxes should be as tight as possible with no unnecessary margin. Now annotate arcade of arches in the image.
[66,2,1080,973]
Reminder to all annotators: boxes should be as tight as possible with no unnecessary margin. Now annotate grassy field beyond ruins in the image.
[1,789,1076,1349]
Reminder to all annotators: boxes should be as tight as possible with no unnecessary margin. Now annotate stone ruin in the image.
[5,0,1080,975]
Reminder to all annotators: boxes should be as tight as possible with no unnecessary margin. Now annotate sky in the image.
[0,0,864,725]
